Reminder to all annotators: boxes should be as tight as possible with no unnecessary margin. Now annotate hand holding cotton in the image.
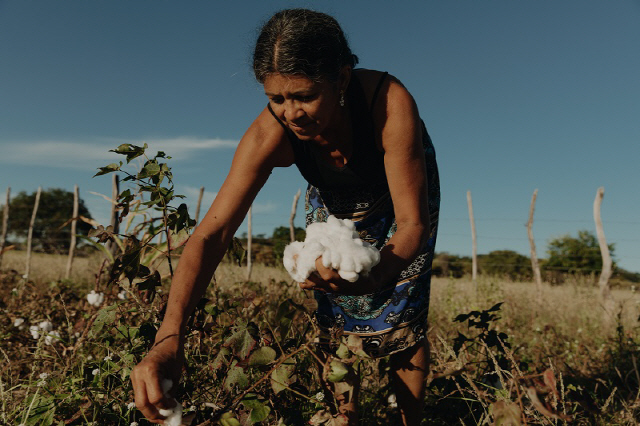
[283,216,380,284]
[159,378,183,426]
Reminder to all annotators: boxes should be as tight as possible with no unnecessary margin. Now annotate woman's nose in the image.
[283,101,304,122]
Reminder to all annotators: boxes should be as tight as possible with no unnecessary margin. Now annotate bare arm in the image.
[373,75,430,286]
[131,108,292,422]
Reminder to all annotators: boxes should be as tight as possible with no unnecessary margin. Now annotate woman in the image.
[132,9,439,425]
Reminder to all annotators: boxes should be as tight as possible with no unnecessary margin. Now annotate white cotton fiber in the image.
[159,378,183,426]
[86,290,105,307]
[283,215,380,284]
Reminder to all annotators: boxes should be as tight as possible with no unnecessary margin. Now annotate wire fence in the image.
[1,185,639,280]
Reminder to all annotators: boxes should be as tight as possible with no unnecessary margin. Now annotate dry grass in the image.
[0,250,104,286]
[2,254,639,424]
[430,275,640,342]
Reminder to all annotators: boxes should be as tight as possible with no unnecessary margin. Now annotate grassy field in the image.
[1,251,639,425]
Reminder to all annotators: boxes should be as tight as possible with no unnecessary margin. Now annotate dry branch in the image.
[467,190,477,285]
[24,186,42,280]
[0,186,10,268]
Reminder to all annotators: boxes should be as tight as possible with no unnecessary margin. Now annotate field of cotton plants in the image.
[2,252,640,425]
[2,145,640,425]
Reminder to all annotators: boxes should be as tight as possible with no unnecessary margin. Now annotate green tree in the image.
[271,226,306,261]
[0,188,93,254]
[544,230,615,276]
[478,250,531,280]
[432,252,472,278]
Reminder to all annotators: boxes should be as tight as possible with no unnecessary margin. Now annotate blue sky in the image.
[1,1,639,272]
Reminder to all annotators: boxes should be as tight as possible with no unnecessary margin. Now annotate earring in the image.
[339,91,345,107]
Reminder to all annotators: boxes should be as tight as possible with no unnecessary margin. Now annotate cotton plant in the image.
[87,290,105,307]
[283,215,380,283]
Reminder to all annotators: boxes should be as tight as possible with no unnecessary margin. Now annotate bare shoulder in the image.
[353,69,420,150]
[353,69,416,108]
[237,106,295,169]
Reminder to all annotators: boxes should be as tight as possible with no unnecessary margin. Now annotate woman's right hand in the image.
[131,335,185,423]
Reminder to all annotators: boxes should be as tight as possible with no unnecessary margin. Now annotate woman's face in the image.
[263,73,342,140]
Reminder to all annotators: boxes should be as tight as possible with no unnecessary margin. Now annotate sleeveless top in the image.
[268,70,441,358]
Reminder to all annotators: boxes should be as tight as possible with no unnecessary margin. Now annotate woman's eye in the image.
[270,97,284,104]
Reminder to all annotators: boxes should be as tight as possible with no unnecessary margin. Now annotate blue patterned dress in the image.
[269,71,440,357]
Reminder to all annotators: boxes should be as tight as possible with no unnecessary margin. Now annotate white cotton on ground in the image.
[159,378,183,426]
[87,290,105,307]
[283,215,380,283]
[44,330,61,345]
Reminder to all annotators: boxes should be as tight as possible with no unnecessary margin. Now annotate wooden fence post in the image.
[0,187,10,268]
[65,185,79,279]
[527,189,543,300]
[467,190,478,286]
[290,189,301,242]
[24,186,42,281]
[246,205,252,281]
[594,187,614,319]
[195,186,205,224]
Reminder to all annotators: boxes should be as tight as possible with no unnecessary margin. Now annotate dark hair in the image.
[253,9,359,83]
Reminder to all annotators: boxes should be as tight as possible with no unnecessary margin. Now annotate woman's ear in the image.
[337,66,352,92]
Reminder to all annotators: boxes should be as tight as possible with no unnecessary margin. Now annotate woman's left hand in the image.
[298,257,380,295]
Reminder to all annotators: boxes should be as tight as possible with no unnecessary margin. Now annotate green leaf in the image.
[136,271,161,291]
[250,403,270,423]
[336,343,350,360]
[111,143,147,163]
[270,359,296,394]
[94,163,121,177]
[212,346,231,371]
[219,412,241,426]
[138,161,161,179]
[275,299,296,340]
[166,203,195,233]
[248,346,277,366]
[240,393,260,409]
[225,360,249,392]
[91,305,117,337]
[327,360,349,383]
[223,322,257,360]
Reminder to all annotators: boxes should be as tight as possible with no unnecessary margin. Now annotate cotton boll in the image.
[87,290,105,307]
[30,325,40,339]
[44,330,61,345]
[159,379,183,426]
[39,321,53,332]
[14,318,25,330]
